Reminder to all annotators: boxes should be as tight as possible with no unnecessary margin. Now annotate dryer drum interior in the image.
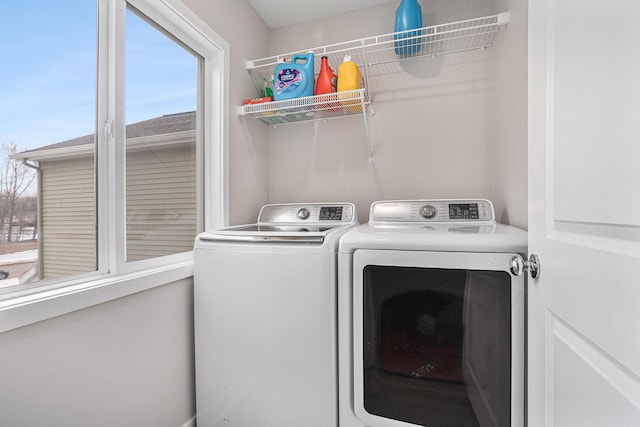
[362,265,512,427]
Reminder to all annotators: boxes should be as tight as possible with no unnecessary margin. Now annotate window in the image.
[125,5,200,262]
[0,1,97,282]
[0,0,227,298]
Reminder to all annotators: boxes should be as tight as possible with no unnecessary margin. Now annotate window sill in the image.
[0,260,194,334]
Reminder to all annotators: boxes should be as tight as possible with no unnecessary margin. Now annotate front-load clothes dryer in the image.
[337,199,527,427]
[194,203,358,427]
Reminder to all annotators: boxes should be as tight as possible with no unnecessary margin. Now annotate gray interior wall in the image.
[0,279,195,427]
[489,0,528,229]
[267,0,527,227]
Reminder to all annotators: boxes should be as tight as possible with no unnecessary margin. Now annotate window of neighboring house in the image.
[0,0,227,297]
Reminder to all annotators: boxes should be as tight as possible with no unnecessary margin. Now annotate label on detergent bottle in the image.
[337,55,364,111]
[273,52,314,100]
[275,68,302,97]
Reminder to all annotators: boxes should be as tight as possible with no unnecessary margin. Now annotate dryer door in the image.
[352,250,524,427]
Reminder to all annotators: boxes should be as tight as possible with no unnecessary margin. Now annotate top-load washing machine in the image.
[338,199,528,427]
[193,202,358,427]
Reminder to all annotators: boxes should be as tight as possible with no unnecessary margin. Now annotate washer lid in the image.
[199,223,351,243]
[198,202,358,244]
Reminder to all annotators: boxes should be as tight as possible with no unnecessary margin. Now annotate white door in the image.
[528,0,640,426]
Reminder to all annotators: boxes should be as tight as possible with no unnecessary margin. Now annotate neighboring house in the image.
[13,111,197,280]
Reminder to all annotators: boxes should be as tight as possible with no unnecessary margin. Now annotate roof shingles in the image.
[21,111,196,155]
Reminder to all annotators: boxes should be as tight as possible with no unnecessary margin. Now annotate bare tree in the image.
[15,196,37,241]
[1,140,36,242]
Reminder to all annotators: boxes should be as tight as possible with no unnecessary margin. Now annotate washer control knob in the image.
[297,208,310,220]
[419,205,437,219]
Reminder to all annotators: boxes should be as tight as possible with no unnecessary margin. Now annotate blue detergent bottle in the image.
[394,0,423,56]
[273,52,315,101]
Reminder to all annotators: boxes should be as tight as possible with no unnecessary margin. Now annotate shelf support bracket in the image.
[362,99,373,165]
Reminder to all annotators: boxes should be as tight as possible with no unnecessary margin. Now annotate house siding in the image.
[41,158,96,280]
[37,139,196,277]
[125,144,197,261]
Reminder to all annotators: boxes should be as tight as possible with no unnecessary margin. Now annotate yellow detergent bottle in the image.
[337,55,364,111]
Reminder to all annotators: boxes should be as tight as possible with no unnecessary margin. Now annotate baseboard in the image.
[181,416,196,427]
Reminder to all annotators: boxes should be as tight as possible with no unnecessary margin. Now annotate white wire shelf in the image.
[237,89,372,126]
[238,12,509,164]
[245,12,509,94]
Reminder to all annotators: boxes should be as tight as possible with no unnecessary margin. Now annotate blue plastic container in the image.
[273,52,315,101]
[394,0,423,56]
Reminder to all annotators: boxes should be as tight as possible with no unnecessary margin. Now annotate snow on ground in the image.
[0,250,38,266]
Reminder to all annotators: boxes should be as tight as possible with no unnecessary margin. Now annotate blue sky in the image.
[0,1,197,151]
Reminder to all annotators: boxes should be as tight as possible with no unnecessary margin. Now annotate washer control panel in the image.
[258,203,356,224]
[370,199,495,223]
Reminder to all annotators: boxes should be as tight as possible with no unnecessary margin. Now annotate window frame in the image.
[0,0,229,332]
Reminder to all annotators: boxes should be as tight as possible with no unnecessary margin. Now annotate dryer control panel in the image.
[370,199,495,223]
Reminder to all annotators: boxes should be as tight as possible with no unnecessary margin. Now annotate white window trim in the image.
[0,0,229,333]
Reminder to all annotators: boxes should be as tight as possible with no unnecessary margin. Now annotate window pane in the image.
[125,6,200,262]
[0,1,97,285]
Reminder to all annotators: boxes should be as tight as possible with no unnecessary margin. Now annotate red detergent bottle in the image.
[315,56,337,95]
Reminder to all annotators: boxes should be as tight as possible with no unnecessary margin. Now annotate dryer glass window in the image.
[362,266,511,427]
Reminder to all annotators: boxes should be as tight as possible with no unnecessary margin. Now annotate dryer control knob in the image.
[297,208,310,220]
[419,205,437,219]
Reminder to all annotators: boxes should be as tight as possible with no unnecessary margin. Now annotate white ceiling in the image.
[247,0,395,29]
